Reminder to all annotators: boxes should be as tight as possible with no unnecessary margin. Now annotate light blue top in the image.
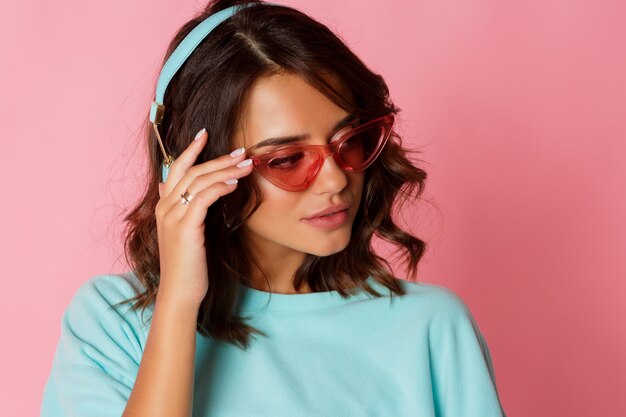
[40,272,507,416]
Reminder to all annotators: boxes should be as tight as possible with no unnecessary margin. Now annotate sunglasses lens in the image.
[337,123,385,171]
[266,150,317,188]
[264,120,389,190]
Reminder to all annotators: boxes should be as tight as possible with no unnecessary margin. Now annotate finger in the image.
[162,128,208,194]
[168,179,238,224]
[163,146,249,210]
[166,156,253,221]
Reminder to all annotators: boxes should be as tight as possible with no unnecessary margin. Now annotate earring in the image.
[222,203,232,228]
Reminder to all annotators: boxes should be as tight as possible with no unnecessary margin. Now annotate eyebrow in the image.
[248,113,358,152]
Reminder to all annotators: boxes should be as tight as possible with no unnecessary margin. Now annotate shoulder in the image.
[397,280,491,353]
[395,281,506,415]
[54,272,153,367]
[43,273,150,414]
[73,271,146,298]
[69,272,148,314]
[62,272,153,344]
[392,278,474,321]
[386,278,487,342]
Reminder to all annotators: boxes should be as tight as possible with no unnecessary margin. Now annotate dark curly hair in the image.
[115,0,431,350]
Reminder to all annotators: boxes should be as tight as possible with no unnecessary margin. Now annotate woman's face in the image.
[232,71,364,263]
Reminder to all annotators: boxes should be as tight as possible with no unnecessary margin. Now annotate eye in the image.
[342,136,357,149]
[339,128,364,149]
[268,150,305,169]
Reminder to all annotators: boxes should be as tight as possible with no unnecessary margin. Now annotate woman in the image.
[40,1,507,416]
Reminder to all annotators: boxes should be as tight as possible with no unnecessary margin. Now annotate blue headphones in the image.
[150,2,284,182]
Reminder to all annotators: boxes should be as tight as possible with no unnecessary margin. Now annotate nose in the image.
[308,152,349,194]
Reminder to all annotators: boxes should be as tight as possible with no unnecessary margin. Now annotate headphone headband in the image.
[149,1,284,181]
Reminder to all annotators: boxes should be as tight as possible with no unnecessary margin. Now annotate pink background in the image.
[1,1,624,416]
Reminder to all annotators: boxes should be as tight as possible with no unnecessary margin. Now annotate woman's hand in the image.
[154,128,253,308]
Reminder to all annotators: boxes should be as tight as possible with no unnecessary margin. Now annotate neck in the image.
[244,234,310,294]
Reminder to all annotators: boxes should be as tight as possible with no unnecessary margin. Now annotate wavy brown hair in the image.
[115,0,430,350]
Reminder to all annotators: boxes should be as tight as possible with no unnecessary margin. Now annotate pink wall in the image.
[2,1,624,416]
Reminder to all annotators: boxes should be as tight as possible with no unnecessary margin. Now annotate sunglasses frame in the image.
[246,114,395,192]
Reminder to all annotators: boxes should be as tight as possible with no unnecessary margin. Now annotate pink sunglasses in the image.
[244,114,395,192]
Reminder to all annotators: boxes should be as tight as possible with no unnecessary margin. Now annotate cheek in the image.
[349,172,365,195]
[245,176,302,229]
[244,170,365,235]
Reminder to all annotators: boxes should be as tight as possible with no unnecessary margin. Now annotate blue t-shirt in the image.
[40,272,506,416]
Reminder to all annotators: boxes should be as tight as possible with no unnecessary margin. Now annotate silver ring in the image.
[180,191,194,205]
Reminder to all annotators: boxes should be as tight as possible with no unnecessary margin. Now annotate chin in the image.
[300,230,352,257]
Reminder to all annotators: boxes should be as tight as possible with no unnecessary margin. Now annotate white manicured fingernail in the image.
[230,147,245,157]
[194,128,206,141]
[236,158,252,168]
[224,178,238,185]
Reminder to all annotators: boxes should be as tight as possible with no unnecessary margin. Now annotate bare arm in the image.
[122,292,199,417]
[122,127,253,416]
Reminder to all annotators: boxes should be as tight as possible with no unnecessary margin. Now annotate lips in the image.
[318,209,346,217]
[303,202,351,219]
